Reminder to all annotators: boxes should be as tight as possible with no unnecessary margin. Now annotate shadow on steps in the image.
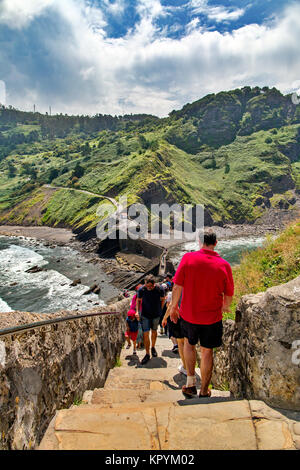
[177,396,239,406]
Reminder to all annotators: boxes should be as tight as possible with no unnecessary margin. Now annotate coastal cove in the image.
[0,224,268,314]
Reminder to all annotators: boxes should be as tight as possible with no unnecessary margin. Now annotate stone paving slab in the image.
[90,387,232,407]
[156,401,258,450]
[104,367,200,391]
[249,400,299,450]
[120,333,183,369]
[40,401,259,450]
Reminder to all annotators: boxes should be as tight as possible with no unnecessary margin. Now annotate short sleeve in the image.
[224,263,234,296]
[159,286,165,298]
[137,287,144,299]
[173,254,187,287]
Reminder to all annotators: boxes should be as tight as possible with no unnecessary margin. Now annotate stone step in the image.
[39,399,297,451]
[120,338,183,368]
[85,387,232,407]
[39,400,257,450]
[104,366,202,391]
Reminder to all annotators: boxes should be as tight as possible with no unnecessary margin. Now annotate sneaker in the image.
[178,365,187,375]
[133,350,137,355]
[141,354,150,365]
[160,328,164,335]
[126,344,131,349]
[151,347,158,357]
[182,385,197,398]
[172,345,179,354]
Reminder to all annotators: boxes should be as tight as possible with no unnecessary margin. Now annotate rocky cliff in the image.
[212,276,300,410]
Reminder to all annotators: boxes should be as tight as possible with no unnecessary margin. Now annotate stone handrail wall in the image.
[0,298,130,450]
[211,276,300,410]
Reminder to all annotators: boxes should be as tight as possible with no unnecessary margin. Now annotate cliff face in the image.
[212,276,300,410]
[0,298,130,450]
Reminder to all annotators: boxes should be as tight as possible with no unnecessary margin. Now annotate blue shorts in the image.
[141,316,160,333]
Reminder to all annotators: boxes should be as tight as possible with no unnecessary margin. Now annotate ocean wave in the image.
[0,296,13,312]
[0,242,105,313]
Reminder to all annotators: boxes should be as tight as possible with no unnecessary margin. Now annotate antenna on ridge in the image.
[34,104,36,113]
[49,106,52,116]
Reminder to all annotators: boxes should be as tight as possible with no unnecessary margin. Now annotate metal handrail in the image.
[0,311,121,338]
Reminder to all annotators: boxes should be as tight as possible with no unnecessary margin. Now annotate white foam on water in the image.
[0,243,105,313]
[0,244,47,273]
[0,297,13,312]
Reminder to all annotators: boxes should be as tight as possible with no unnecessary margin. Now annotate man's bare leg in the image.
[144,331,150,355]
[200,346,213,395]
[151,329,157,349]
[177,338,186,370]
[184,338,196,376]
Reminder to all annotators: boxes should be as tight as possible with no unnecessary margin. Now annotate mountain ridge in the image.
[0,86,299,235]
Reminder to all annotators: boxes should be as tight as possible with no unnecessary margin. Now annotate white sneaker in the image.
[178,365,187,375]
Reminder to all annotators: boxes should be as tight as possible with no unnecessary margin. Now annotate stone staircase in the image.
[39,333,300,450]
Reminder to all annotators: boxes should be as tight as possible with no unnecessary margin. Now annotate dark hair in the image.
[145,274,155,284]
[201,229,217,246]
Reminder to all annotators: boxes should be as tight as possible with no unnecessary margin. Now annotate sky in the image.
[0,0,300,117]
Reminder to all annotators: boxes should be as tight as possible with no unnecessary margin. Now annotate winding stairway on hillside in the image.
[39,333,300,450]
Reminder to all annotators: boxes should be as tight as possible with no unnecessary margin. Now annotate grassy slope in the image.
[223,218,300,320]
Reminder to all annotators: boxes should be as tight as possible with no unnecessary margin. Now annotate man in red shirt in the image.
[169,229,234,398]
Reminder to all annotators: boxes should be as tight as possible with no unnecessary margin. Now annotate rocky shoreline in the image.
[0,213,297,299]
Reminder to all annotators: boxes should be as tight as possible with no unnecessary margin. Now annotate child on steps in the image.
[125,284,143,354]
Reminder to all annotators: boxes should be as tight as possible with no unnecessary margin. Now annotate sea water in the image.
[0,236,119,314]
[168,236,266,267]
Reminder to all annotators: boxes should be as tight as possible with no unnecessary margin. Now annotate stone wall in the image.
[212,276,300,410]
[0,298,130,450]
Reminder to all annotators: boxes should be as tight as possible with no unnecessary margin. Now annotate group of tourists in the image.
[125,229,234,399]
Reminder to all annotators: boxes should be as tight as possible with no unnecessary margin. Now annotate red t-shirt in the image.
[173,248,234,325]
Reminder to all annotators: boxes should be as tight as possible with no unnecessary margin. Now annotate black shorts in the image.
[181,318,223,349]
[167,317,184,339]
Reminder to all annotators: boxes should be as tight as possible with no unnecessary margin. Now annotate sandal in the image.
[199,390,212,398]
[182,385,197,398]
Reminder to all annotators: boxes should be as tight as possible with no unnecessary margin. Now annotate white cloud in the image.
[103,0,125,16]
[0,0,55,29]
[1,1,300,117]
[136,0,167,21]
[190,0,245,22]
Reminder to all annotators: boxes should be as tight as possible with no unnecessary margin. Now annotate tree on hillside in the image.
[138,134,149,149]
[81,142,91,156]
[7,161,16,178]
[116,139,125,155]
[72,163,84,178]
[211,153,217,170]
[47,168,59,183]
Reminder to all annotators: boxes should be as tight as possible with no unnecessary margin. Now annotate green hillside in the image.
[227,218,300,320]
[0,86,299,235]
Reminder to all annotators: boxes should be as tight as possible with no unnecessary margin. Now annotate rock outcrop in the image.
[212,276,300,410]
[0,298,130,450]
